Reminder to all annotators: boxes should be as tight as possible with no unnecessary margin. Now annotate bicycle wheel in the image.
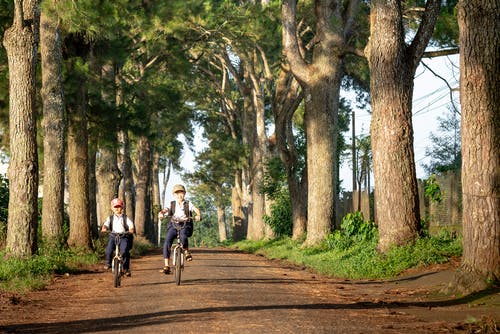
[113,257,121,288]
[174,247,182,285]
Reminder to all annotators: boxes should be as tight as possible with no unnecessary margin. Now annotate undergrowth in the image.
[0,234,154,293]
[232,212,462,280]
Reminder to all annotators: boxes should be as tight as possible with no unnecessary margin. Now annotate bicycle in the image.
[109,232,129,288]
[169,216,191,285]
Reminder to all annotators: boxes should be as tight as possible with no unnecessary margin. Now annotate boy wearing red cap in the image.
[101,198,135,276]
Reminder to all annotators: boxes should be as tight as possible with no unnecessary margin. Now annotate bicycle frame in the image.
[111,232,127,288]
[170,220,188,285]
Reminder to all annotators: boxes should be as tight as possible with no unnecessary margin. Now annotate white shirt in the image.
[103,214,135,233]
[173,201,195,219]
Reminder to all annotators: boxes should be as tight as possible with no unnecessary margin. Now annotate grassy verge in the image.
[230,231,462,280]
[0,235,155,293]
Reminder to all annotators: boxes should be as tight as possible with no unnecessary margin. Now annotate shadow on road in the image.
[2,288,498,334]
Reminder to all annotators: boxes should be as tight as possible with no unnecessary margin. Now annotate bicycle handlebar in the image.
[170,216,192,223]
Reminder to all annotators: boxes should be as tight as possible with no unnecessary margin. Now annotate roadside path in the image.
[1,248,498,333]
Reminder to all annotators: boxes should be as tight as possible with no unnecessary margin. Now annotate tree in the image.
[366,0,441,252]
[282,0,362,246]
[423,107,461,175]
[452,0,500,293]
[40,1,66,248]
[3,0,40,256]
[66,53,92,250]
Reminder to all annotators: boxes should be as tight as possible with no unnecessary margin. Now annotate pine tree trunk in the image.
[452,0,500,293]
[88,137,99,239]
[217,206,227,242]
[273,70,307,239]
[3,0,40,257]
[118,129,135,218]
[40,7,65,247]
[303,78,340,246]
[248,68,267,240]
[231,171,247,241]
[67,69,91,250]
[96,146,121,224]
[152,151,161,244]
[282,0,352,246]
[134,135,151,237]
[367,0,440,252]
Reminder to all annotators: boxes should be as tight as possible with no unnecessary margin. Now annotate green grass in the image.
[231,230,462,280]
[0,235,155,293]
[0,248,100,292]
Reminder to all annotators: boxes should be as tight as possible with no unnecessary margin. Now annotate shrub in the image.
[263,190,292,237]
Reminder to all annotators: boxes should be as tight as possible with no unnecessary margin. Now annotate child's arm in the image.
[158,208,169,220]
[193,206,202,221]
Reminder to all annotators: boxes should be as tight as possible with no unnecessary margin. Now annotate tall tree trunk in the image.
[134,135,151,237]
[3,0,40,257]
[217,206,227,242]
[96,62,121,225]
[245,64,267,240]
[116,67,135,218]
[118,129,135,218]
[242,93,254,239]
[40,4,65,248]
[303,79,341,245]
[273,70,307,239]
[67,68,91,250]
[88,137,99,239]
[96,146,121,223]
[366,0,440,252]
[282,0,358,246]
[151,150,161,243]
[232,171,247,241]
[452,0,500,293]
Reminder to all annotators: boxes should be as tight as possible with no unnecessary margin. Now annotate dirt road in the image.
[0,248,498,333]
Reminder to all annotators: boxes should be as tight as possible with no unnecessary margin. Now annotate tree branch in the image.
[423,47,459,58]
[421,60,460,115]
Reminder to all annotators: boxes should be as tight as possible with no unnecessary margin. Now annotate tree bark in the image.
[366,0,440,252]
[231,171,247,241]
[88,137,99,239]
[217,206,227,242]
[151,150,161,244]
[134,135,151,237]
[273,69,307,239]
[118,129,135,218]
[452,0,500,293]
[3,0,40,257]
[96,145,121,224]
[67,65,91,250]
[40,5,65,248]
[282,0,353,246]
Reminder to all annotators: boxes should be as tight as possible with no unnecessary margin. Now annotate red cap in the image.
[111,198,124,208]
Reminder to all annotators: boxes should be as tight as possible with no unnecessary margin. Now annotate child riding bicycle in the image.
[158,184,201,274]
[101,198,135,276]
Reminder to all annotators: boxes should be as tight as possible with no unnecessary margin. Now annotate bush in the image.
[263,190,292,237]
[326,212,378,250]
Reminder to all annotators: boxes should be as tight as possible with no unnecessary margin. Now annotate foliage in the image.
[424,174,443,203]
[263,190,292,238]
[423,108,461,175]
[325,212,378,250]
[232,229,462,279]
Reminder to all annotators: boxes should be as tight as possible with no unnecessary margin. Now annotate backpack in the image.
[170,200,194,237]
